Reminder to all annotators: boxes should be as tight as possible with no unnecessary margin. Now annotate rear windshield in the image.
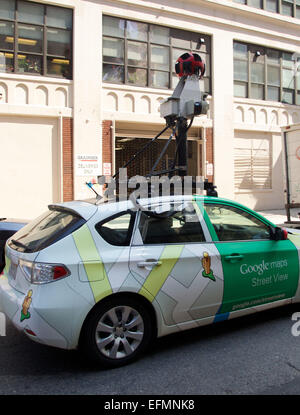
[8,208,86,253]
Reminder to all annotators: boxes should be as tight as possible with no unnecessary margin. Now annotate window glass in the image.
[138,203,205,244]
[128,41,147,66]
[95,212,136,246]
[150,25,169,44]
[248,0,262,8]
[103,64,124,82]
[0,51,13,72]
[126,21,147,41]
[151,70,169,88]
[267,49,280,64]
[267,86,280,101]
[128,67,147,86]
[18,53,42,74]
[251,63,264,83]
[18,1,44,25]
[283,68,295,88]
[0,21,14,50]
[204,204,271,241]
[266,0,278,12]
[0,0,15,20]
[282,52,294,68]
[103,16,125,38]
[47,56,71,79]
[267,65,280,86]
[234,60,248,81]
[234,81,247,97]
[18,24,43,54]
[47,28,71,57]
[282,1,293,16]
[8,209,85,253]
[282,89,294,104]
[47,6,72,30]
[103,37,124,64]
[151,45,169,70]
[234,42,248,59]
[251,83,264,99]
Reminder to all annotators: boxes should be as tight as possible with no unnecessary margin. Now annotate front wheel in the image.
[81,297,154,368]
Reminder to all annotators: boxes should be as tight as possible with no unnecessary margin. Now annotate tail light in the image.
[19,260,70,284]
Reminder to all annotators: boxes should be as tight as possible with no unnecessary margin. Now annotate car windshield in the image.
[8,208,85,253]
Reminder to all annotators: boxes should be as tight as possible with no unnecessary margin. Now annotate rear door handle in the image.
[137,259,162,268]
[224,254,244,261]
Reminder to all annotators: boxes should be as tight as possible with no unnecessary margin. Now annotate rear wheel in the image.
[81,296,154,368]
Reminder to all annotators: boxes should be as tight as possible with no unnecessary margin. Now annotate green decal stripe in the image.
[139,245,184,302]
[194,198,218,241]
[72,224,112,303]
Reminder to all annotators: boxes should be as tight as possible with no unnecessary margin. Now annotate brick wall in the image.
[206,127,214,182]
[102,120,113,167]
[62,117,73,201]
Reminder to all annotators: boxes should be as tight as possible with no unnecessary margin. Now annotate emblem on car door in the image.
[202,252,216,281]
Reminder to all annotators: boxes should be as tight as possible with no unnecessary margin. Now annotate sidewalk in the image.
[256,208,300,225]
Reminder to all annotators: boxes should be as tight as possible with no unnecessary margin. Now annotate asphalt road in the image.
[1,304,300,395]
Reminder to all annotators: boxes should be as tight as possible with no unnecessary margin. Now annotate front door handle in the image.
[137,259,162,268]
[224,254,244,262]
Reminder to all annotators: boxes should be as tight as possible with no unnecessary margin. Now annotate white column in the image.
[73,1,102,200]
[212,30,235,199]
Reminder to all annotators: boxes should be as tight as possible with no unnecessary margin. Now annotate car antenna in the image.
[86,180,103,200]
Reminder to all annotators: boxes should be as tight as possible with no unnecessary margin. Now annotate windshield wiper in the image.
[10,239,32,252]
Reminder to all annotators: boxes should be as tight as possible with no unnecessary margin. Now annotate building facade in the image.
[0,0,299,219]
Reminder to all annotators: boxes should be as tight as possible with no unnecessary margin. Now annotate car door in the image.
[129,199,224,328]
[201,200,299,315]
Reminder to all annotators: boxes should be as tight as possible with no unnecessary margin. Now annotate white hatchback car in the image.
[1,195,300,367]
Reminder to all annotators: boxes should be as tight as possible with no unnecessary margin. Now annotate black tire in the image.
[80,296,154,368]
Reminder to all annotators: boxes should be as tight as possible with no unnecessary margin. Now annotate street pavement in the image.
[1,303,300,395]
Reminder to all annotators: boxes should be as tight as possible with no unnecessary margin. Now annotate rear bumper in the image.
[0,274,70,349]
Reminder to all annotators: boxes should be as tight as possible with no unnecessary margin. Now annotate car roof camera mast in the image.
[102,52,217,199]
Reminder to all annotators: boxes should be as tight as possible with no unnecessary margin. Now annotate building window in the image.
[0,0,72,79]
[102,15,211,93]
[234,133,272,190]
[234,41,299,105]
[233,0,300,18]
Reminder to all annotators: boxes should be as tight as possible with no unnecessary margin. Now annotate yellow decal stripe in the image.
[72,224,112,303]
[139,245,184,302]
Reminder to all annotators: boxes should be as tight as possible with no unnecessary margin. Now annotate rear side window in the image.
[8,208,86,253]
[95,211,136,246]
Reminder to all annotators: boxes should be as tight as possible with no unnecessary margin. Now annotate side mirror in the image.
[270,227,288,241]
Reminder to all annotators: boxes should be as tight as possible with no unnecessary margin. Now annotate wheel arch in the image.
[78,291,158,348]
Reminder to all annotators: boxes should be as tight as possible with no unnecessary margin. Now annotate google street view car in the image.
[1,195,300,367]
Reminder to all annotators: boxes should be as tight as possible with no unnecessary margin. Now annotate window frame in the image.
[234,41,299,105]
[0,0,73,79]
[102,15,211,93]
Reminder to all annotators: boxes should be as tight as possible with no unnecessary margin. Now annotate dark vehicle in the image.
[0,219,27,273]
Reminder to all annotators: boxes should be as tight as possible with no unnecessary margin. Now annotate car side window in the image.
[138,203,205,244]
[204,203,271,242]
[95,211,136,246]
